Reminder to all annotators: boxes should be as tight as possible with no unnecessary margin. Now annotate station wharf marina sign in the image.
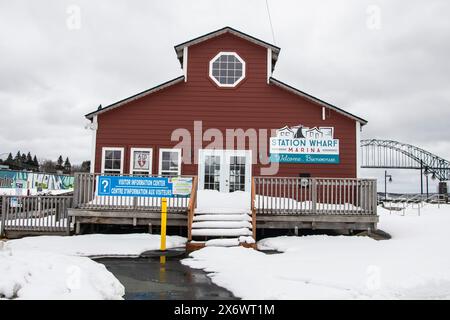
[97,176,192,198]
[270,125,340,164]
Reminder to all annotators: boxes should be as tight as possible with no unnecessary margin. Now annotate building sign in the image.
[133,151,150,171]
[270,125,340,164]
[97,176,193,198]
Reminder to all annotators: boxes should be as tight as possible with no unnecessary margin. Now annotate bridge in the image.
[360,139,450,182]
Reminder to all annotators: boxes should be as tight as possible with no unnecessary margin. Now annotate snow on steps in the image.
[190,189,254,247]
[193,214,252,222]
[194,208,251,214]
[192,221,252,229]
[191,228,252,237]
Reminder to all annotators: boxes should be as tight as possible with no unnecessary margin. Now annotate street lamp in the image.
[384,170,393,200]
[423,166,434,199]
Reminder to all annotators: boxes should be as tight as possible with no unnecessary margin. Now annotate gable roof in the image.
[174,26,281,72]
[269,77,368,125]
[85,76,184,119]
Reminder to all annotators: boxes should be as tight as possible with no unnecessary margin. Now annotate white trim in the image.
[158,148,182,176]
[183,47,188,82]
[267,48,272,83]
[322,107,326,120]
[209,51,246,88]
[356,121,361,178]
[101,147,124,174]
[129,147,153,175]
[90,115,98,173]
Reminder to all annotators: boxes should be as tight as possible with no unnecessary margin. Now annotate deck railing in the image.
[254,177,377,215]
[73,173,193,213]
[1,195,73,235]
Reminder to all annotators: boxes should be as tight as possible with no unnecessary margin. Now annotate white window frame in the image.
[209,51,246,88]
[129,147,153,175]
[158,148,182,176]
[101,147,124,174]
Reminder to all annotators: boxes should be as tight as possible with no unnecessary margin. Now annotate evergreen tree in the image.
[21,153,27,165]
[5,153,13,165]
[63,157,72,174]
[33,155,39,168]
[56,155,64,171]
[26,152,33,165]
[14,151,21,164]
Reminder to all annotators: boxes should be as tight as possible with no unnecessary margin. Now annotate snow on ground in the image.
[5,233,187,257]
[183,204,450,299]
[1,233,186,299]
[0,247,124,299]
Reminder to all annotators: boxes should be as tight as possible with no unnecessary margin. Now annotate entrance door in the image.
[198,149,252,193]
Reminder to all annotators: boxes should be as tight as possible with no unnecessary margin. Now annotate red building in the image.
[85,27,367,194]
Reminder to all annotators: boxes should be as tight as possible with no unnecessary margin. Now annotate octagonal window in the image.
[209,52,246,87]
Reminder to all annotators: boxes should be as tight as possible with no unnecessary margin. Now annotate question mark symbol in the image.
[102,180,109,192]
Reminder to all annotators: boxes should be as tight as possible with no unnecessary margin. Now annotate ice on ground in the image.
[5,233,187,257]
[183,204,450,299]
[0,247,124,300]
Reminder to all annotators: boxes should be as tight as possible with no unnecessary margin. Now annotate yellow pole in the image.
[160,197,167,251]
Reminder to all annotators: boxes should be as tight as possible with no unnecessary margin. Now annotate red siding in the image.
[94,33,357,178]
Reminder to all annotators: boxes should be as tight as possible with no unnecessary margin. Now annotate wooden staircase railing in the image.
[187,176,198,241]
[251,177,257,242]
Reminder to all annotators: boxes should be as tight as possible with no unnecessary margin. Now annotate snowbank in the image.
[183,205,450,299]
[1,233,187,299]
[6,233,187,257]
[0,246,124,299]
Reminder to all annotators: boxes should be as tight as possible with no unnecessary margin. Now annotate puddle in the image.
[96,250,237,300]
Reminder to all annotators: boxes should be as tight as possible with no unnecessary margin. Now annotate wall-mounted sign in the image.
[97,176,192,198]
[270,125,340,164]
[133,151,150,171]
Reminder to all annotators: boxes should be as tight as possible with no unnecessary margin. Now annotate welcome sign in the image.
[270,125,340,164]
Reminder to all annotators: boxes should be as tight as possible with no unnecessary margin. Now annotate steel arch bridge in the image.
[360,139,450,181]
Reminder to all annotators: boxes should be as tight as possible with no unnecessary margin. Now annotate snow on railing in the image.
[253,177,377,215]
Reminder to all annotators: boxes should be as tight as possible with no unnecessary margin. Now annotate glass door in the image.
[198,149,252,193]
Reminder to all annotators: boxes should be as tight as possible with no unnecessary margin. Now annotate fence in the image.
[1,195,73,235]
[73,173,192,213]
[254,177,377,215]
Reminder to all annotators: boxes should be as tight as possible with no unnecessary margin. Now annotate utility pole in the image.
[384,170,392,200]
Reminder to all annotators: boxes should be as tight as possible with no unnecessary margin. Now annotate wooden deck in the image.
[1,174,379,239]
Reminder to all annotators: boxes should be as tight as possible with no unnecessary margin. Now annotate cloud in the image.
[0,0,449,184]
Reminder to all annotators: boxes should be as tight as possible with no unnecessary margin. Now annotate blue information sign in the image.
[97,176,192,198]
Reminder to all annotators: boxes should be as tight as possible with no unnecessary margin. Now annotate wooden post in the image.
[1,196,6,237]
[160,198,167,251]
[311,179,317,214]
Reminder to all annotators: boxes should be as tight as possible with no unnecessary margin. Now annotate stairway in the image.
[187,190,256,250]
[191,210,254,246]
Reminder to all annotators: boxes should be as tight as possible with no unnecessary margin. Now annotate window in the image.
[130,148,153,176]
[158,148,181,176]
[101,147,124,175]
[204,155,221,191]
[209,52,245,87]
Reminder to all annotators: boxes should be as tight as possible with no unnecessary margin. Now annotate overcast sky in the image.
[1,0,449,192]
